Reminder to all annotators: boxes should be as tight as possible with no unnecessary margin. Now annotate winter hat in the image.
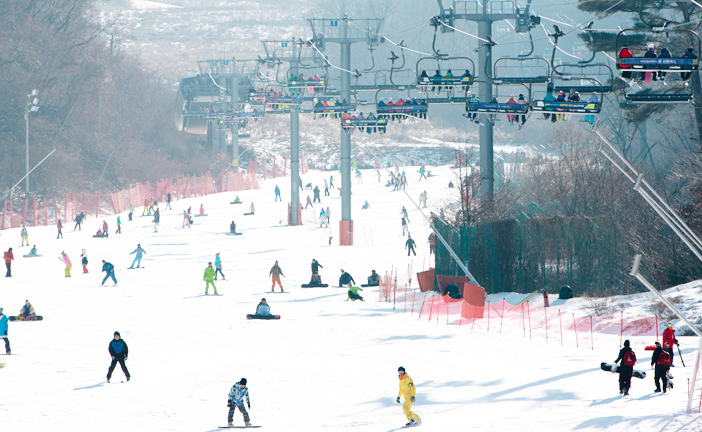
[398,366,406,373]
[240,378,247,385]
[0,308,3,312]
[623,339,630,347]
[655,341,661,347]
[114,331,121,337]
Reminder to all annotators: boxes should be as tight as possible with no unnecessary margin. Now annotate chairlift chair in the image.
[416,56,476,93]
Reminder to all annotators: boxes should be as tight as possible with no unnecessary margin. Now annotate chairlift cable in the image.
[435,18,491,44]
[307,41,358,76]
[540,23,582,60]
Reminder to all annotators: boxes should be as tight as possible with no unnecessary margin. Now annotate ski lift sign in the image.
[331,20,338,27]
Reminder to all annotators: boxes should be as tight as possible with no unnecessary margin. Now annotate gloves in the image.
[411,396,415,402]
[112,356,115,360]
[652,365,655,370]
[124,356,128,361]
[248,403,251,409]
[396,397,401,404]
[227,401,232,408]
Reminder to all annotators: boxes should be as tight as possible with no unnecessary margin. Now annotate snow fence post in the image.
[559,310,563,347]
[500,299,505,333]
[411,290,416,316]
[590,316,594,350]
[33,199,37,227]
[527,301,532,339]
[620,311,624,348]
[487,300,490,333]
[418,296,425,321]
[544,305,548,343]
[573,313,579,348]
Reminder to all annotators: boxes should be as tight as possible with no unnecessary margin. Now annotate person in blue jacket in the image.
[227,378,252,427]
[255,298,272,316]
[0,307,10,354]
[101,260,117,286]
[107,331,130,383]
[129,244,146,269]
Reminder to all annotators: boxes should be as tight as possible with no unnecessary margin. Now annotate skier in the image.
[662,322,678,365]
[361,200,370,209]
[428,233,436,254]
[230,221,237,234]
[614,339,636,396]
[329,175,334,188]
[107,331,130,383]
[401,218,409,237]
[129,244,146,269]
[319,208,327,227]
[418,164,427,181]
[418,191,427,208]
[165,192,172,210]
[313,186,321,203]
[57,219,63,239]
[0,308,9,354]
[115,216,122,234]
[4,248,13,277]
[100,260,117,286]
[618,44,633,79]
[305,195,313,209]
[269,260,285,292]
[59,251,72,277]
[651,341,672,393]
[128,205,134,222]
[19,300,36,319]
[325,206,331,227]
[102,220,108,236]
[405,235,417,256]
[396,366,421,427]
[324,179,330,196]
[255,298,272,316]
[73,212,84,231]
[182,210,191,228]
[682,47,698,81]
[274,185,281,202]
[339,269,355,287]
[311,259,323,276]
[20,226,28,246]
[347,285,364,301]
[227,378,252,427]
[153,208,160,232]
[355,169,363,184]
[204,262,218,295]
[80,249,89,273]
[367,270,380,286]
[215,253,225,280]
[401,206,410,222]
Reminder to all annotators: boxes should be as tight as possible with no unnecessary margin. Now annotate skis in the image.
[127,267,145,270]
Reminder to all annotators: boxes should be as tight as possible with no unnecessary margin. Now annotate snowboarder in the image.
[182,210,191,228]
[19,300,36,319]
[4,248,13,277]
[396,366,421,427]
[405,235,417,256]
[269,260,285,292]
[274,185,281,202]
[227,378,252,427]
[339,269,355,287]
[347,286,364,301]
[651,341,672,393]
[20,226,28,246]
[255,298,272,316]
[165,192,172,210]
[230,221,237,234]
[662,322,678,365]
[100,260,117,286]
[199,204,205,215]
[204,262,218,295]
[57,219,63,239]
[214,253,225,280]
[311,259,323,276]
[313,186,321,203]
[0,308,9,354]
[116,216,122,234]
[28,245,38,257]
[401,218,409,237]
[428,233,436,254]
[107,331,130,383]
[401,206,410,222]
[59,251,72,277]
[128,206,134,222]
[73,212,84,231]
[614,339,636,395]
[129,244,146,269]
[305,195,313,209]
[418,191,427,209]
[153,208,160,232]
[367,270,380,286]
[418,164,427,181]
[80,249,88,273]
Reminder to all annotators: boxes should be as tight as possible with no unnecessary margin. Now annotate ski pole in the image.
[677,344,686,367]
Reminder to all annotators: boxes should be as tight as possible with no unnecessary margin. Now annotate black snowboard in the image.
[218,426,261,429]
[9,316,43,321]
[301,283,328,288]
[246,314,280,320]
[601,362,646,379]
[361,283,379,287]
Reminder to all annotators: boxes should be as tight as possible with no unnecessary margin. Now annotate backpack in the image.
[658,350,672,366]
[622,350,636,366]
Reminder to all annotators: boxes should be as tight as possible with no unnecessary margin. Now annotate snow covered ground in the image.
[0,165,701,432]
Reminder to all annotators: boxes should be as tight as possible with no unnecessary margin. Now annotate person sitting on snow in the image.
[28,245,38,256]
[367,270,380,286]
[339,269,355,287]
[310,272,323,285]
[255,298,272,316]
[19,300,36,318]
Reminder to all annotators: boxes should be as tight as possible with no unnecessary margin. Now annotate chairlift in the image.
[264,85,303,113]
[312,95,355,119]
[551,63,614,94]
[530,77,603,115]
[375,89,428,121]
[615,28,700,72]
[341,112,389,134]
[465,83,530,114]
[416,56,475,92]
[491,31,551,85]
[287,69,326,92]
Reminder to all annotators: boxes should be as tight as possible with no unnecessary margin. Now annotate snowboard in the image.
[246,314,281,320]
[666,369,674,391]
[22,254,42,258]
[194,214,208,217]
[201,293,223,296]
[361,283,379,287]
[230,201,243,204]
[9,315,43,321]
[600,362,647,379]
[92,235,109,238]
[218,426,261,429]
[225,232,243,236]
[127,267,145,270]
[301,283,329,288]
[243,213,255,216]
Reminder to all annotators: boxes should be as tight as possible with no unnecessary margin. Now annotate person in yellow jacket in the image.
[396,366,421,427]
[203,262,218,295]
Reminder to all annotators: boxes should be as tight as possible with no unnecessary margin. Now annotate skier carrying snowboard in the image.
[227,378,252,427]
[396,366,421,427]
[614,339,636,396]
[651,341,672,393]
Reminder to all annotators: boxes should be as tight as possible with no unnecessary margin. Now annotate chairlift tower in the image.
[308,16,384,245]
[261,39,323,226]
[435,0,536,202]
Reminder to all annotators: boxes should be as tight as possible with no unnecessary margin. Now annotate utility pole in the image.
[308,16,384,244]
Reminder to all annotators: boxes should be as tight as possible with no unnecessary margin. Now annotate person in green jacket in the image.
[348,286,364,301]
[203,262,217,295]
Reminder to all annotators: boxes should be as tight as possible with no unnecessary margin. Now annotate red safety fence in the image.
[1,159,260,230]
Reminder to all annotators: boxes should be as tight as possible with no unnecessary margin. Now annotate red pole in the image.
[573,313,579,347]
[544,306,548,343]
[500,298,505,333]
[404,286,408,313]
[656,315,659,341]
[590,316,594,350]
[411,290,416,316]
[33,199,38,227]
[471,303,477,331]
[43,198,47,226]
[522,303,526,337]
[527,301,532,339]
[620,311,624,348]
[418,297,425,321]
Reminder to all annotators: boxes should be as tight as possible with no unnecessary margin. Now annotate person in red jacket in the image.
[618,44,633,79]
[4,248,14,277]
[662,322,679,365]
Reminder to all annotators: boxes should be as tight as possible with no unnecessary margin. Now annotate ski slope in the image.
[0,165,700,432]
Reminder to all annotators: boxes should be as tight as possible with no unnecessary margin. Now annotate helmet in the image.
[398,366,406,373]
